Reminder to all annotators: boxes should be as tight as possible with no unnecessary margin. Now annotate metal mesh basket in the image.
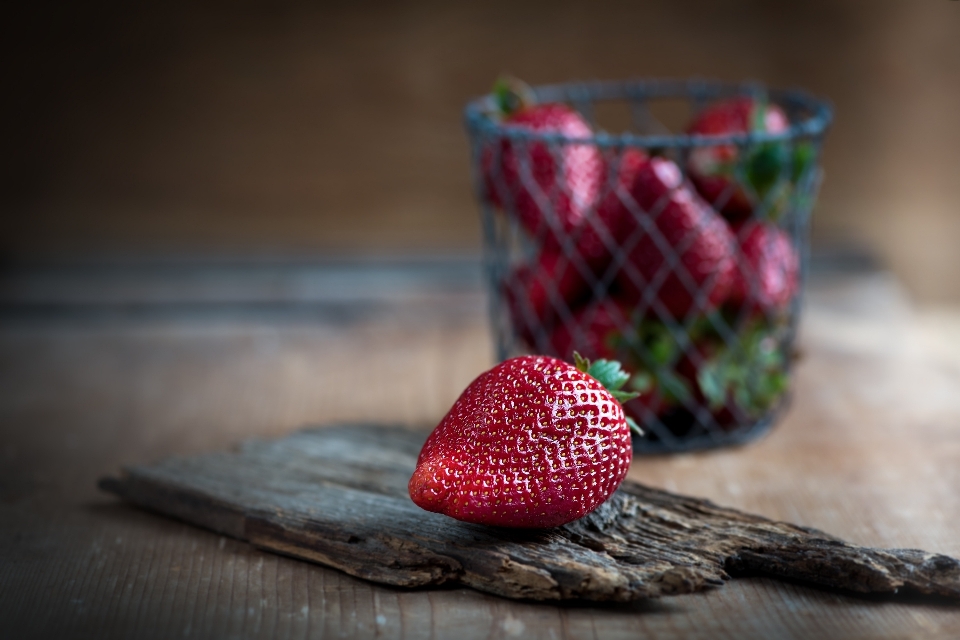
[464,78,832,454]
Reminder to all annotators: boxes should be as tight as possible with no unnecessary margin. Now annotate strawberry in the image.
[687,96,789,220]
[618,318,711,427]
[482,80,603,248]
[547,297,634,363]
[408,354,640,528]
[579,147,649,273]
[614,156,737,319]
[675,319,789,428]
[729,221,799,316]
[686,97,804,221]
[504,251,591,350]
[548,305,692,432]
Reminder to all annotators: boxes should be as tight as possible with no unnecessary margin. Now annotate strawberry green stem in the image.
[573,351,644,436]
[492,76,536,117]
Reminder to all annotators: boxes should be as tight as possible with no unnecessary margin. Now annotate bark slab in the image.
[99,425,960,602]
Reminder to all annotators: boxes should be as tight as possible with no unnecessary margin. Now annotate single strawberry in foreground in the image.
[686,96,796,221]
[614,156,737,319]
[729,221,799,316]
[482,79,603,246]
[408,354,641,528]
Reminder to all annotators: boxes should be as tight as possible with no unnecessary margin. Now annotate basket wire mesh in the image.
[464,79,832,454]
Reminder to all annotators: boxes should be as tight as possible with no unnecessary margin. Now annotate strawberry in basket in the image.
[675,319,790,429]
[482,78,604,255]
[729,221,799,317]
[611,155,737,319]
[547,297,632,364]
[504,251,590,349]
[686,96,812,222]
[548,301,692,424]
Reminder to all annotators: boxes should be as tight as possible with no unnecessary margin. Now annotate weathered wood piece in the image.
[99,425,960,603]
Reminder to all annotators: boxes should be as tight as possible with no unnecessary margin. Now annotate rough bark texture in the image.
[99,425,960,603]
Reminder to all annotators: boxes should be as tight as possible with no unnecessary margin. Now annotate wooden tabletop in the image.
[2,261,959,639]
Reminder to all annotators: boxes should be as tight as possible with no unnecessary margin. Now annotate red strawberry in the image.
[615,156,737,319]
[408,355,639,528]
[730,221,799,316]
[547,297,633,363]
[504,251,590,349]
[674,320,789,428]
[686,97,790,220]
[482,83,602,247]
[577,148,649,273]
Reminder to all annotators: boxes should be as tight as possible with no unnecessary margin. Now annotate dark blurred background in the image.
[4,0,960,301]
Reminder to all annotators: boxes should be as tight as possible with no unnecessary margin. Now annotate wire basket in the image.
[464,78,832,454]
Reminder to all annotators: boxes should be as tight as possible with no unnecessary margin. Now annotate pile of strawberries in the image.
[483,82,811,435]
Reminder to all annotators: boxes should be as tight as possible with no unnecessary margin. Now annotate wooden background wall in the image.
[5,0,960,301]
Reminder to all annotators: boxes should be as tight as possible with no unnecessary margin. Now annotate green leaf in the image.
[792,142,815,182]
[745,143,787,198]
[610,389,641,404]
[751,96,770,133]
[491,76,535,117]
[587,359,631,392]
[625,416,644,436]
[691,319,791,418]
[697,363,726,410]
[640,321,681,368]
[629,372,653,394]
[573,351,590,374]
[659,370,692,404]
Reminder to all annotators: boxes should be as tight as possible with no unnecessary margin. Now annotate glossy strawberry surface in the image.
[615,157,737,318]
[408,355,633,528]
[483,104,603,245]
[730,221,799,315]
[686,97,789,219]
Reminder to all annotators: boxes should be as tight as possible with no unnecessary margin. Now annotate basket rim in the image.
[463,77,833,148]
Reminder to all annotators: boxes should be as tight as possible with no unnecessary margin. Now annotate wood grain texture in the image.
[3,271,960,638]
[98,425,960,603]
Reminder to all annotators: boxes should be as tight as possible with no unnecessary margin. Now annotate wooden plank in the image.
[99,425,960,603]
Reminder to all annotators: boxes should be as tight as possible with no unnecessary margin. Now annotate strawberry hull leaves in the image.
[687,96,810,223]
[681,319,790,426]
[574,352,640,407]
